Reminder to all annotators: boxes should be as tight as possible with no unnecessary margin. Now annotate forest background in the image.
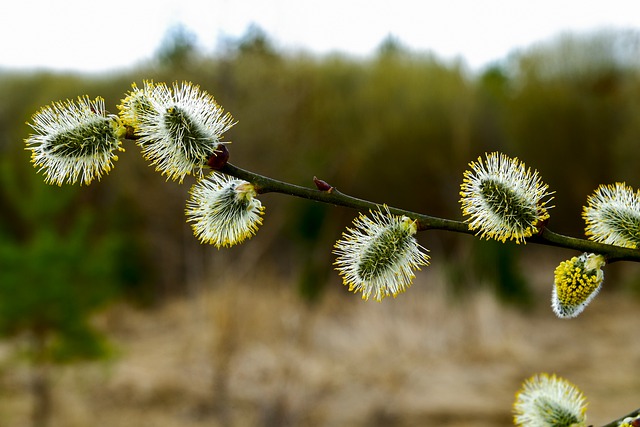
[1,26,640,426]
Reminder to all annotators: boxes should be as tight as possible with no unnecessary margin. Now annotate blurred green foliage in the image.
[2,27,640,305]
[0,157,143,361]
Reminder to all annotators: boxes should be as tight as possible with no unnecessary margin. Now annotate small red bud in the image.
[207,144,230,170]
[313,176,333,192]
[631,418,640,427]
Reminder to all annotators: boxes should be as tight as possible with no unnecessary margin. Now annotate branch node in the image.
[313,176,334,193]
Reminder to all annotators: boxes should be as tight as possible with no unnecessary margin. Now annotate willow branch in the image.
[219,162,640,263]
[601,407,640,427]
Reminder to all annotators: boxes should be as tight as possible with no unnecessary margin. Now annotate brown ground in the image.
[0,266,638,427]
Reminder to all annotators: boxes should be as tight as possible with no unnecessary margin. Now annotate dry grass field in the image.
[1,263,639,427]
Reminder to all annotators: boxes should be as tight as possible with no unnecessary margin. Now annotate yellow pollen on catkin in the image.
[554,257,601,306]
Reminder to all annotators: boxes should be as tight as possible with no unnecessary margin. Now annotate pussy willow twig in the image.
[601,407,640,427]
[219,162,640,264]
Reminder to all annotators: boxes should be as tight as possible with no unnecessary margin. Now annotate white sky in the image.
[1,0,639,73]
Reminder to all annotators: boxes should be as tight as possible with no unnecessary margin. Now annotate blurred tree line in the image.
[1,26,640,310]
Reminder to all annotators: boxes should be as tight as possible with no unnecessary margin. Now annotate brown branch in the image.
[219,162,640,263]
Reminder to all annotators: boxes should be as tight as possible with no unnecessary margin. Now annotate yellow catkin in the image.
[554,257,600,305]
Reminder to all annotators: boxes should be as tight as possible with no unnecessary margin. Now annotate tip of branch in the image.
[207,144,230,170]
